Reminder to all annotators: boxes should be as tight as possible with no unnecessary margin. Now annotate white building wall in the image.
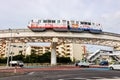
[26,46,31,55]
[56,43,86,61]
[72,44,85,61]
[5,43,26,57]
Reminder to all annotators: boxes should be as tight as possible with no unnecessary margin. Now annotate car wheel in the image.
[110,67,114,70]
[75,64,78,66]
[87,66,89,68]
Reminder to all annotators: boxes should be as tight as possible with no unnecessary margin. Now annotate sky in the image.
[0,0,120,34]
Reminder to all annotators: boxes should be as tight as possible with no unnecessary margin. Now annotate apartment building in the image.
[56,43,86,61]
[26,43,86,61]
[0,42,26,58]
[26,45,51,55]
[0,42,6,58]
[1,42,86,62]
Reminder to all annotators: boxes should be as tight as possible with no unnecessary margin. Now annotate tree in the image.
[13,54,24,61]
[57,57,71,63]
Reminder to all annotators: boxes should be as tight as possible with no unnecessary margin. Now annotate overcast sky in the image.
[0,0,120,34]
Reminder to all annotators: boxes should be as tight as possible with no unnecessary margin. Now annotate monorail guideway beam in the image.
[51,38,58,65]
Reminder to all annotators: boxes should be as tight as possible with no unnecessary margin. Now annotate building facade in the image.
[26,45,51,55]
[0,42,26,58]
[56,43,86,61]
[26,43,86,61]
[1,42,86,62]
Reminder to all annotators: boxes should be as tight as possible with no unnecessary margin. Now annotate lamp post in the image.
[6,28,12,67]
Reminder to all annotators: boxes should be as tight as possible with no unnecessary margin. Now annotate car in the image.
[9,60,24,67]
[109,62,120,70]
[75,61,90,67]
[99,61,109,66]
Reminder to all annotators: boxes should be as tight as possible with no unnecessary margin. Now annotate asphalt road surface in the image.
[0,69,120,80]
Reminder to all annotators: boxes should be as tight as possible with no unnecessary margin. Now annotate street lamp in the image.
[6,28,12,67]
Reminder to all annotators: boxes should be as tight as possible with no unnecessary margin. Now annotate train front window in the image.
[32,19,38,23]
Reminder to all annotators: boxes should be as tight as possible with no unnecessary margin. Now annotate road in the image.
[0,68,120,80]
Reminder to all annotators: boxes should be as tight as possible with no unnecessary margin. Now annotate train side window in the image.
[88,22,91,25]
[80,22,84,24]
[13,45,16,47]
[92,23,95,25]
[84,22,87,25]
[52,20,55,23]
[62,20,66,23]
[76,21,79,24]
[48,20,51,23]
[38,20,41,23]
[71,20,74,24]
[57,20,60,23]
[43,20,47,23]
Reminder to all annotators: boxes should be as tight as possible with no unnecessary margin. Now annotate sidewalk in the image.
[0,66,14,69]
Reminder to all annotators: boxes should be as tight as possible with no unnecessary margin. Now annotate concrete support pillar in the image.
[51,42,57,65]
[51,38,58,65]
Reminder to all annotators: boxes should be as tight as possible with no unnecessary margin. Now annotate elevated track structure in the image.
[0,29,120,65]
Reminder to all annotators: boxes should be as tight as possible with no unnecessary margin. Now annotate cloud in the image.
[0,0,120,33]
[99,11,120,33]
[102,11,120,20]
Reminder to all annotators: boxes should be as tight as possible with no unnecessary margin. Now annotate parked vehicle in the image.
[99,61,109,66]
[109,62,120,70]
[75,61,90,67]
[9,60,24,67]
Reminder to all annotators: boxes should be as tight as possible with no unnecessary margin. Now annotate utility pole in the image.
[6,28,12,67]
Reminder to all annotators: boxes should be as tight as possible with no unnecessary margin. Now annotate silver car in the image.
[75,61,89,67]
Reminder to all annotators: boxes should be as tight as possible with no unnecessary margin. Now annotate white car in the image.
[9,60,24,67]
[109,62,120,70]
[75,61,89,67]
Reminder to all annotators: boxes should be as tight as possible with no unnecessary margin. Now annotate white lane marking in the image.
[28,72,35,75]
[58,79,64,80]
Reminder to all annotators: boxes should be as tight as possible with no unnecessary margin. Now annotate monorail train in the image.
[28,19,102,33]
